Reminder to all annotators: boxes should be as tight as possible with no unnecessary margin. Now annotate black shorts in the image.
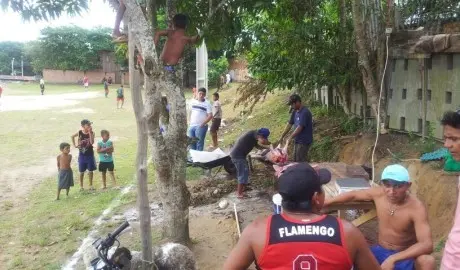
[99,161,114,172]
[210,118,222,132]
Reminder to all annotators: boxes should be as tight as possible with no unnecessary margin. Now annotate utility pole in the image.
[21,56,24,77]
[11,58,15,76]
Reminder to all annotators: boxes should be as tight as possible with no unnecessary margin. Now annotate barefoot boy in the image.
[97,130,117,189]
[210,92,222,149]
[71,119,96,190]
[57,142,74,200]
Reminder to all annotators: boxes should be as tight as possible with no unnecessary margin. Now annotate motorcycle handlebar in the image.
[111,221,130,239]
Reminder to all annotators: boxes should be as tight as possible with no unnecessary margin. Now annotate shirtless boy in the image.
[223,163,381,270]
[56,142,74,200]
[324,164,435,270]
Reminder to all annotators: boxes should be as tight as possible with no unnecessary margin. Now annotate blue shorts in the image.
[78,155,97,172]
[371,245,415,270]
[232,158,249,184]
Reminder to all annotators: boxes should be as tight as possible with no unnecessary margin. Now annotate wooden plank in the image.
[322,201,375,212]
[338,210,345,219]
[352,209,377,227]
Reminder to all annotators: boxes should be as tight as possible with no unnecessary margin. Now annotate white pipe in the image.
[233,203,241,237]
[371,34,390,184]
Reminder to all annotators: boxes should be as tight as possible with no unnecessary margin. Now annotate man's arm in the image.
[345,221,381,270]
[223,222,256,270]
[89,131,95,145]
[201,113,213,127]
[71,132,79,148]
[255,142,271,150]
[57,156,60,170]
[280,123,293,140]
[324,187,377,207]
[201,102,213,127]
[188,35,200,44]
[96,142,104,153]
[107,142,114,153]
[383,202,433,265]
[288,126,303,141]
[154,29,169,46]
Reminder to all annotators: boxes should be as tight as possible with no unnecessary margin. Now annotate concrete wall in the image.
[312,53,460,139]
[315,85,375,118]
[43,69,117,84]
[388,54,460,139]
[228,58,250,82]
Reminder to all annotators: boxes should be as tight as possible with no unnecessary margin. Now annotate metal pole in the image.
[11,58,15,75]
[21,56,24,77]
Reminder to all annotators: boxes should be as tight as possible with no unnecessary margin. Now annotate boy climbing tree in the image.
[112,1,200,77]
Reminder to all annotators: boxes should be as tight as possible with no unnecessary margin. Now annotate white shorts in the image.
[84,82,89,87]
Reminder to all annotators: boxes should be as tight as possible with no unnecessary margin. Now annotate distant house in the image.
[228,57,250,82]
[43,50,128,85]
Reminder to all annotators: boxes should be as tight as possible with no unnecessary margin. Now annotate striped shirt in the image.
[189,99,212,127]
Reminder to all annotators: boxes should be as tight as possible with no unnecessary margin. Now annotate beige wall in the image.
[228,58,250,82]
[43,69,117,84]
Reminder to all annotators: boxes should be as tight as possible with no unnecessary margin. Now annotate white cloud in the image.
[0,1,117,42]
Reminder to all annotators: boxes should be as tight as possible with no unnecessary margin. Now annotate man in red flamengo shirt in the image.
[223,163,381,270]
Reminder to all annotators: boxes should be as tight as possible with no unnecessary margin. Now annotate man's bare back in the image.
[160,30,195,65]
[154,14,198,66]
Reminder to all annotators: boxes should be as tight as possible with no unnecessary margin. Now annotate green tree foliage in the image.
[243,0,359,94]
[1,0,88,21]
[397,0,460,29]
[0,41,34,75]
[24,26,114,72]
[208,55,228,86]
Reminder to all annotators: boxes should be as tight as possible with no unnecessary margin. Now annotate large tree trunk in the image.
[124,0,190,246]
[351,0,387,133]
[127,22,154,268]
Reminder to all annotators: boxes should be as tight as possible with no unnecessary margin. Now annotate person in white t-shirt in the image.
[226,73,231,84]
[188,87,212,151]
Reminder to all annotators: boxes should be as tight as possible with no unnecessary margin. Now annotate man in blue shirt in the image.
[279,94,313,162]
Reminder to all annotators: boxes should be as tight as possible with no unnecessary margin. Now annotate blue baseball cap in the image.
[257,128,270,139]
[381,164,410,183]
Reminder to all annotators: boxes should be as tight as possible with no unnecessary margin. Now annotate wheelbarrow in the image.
[187,148,237,178]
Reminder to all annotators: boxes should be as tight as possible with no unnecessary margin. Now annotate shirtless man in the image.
[324,164,435,270]
[223,163,381,270]
[441,111,460,269]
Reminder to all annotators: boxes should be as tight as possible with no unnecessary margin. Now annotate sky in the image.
[0,1,117,42]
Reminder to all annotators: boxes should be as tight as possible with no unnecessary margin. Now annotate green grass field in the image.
[0,83,149,268]
[0,82,290,269]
